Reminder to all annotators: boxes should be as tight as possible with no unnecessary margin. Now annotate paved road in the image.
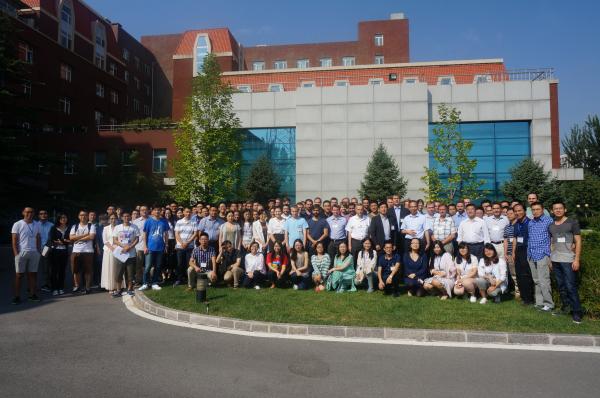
[1,251,599,397]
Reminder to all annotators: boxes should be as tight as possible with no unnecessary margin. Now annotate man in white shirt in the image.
[132,205,148,287]
[112,211,140,296]
[485,202,509,259]
[401,201,430,253]
[69,210,97,294]
[173,207,198,286]
[11,207,41,304]
[346,204,371,260]
[457,204,490,260]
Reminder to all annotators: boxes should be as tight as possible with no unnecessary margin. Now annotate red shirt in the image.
[266,252,288,271]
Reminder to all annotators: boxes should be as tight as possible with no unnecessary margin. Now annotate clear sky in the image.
[88,0,600,142]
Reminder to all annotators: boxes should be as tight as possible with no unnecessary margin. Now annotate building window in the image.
[123,48,129,61]
[342,56,355,66]
[374,34,384,47]
[369,78,383,86]
[111,90,118,104]
[237,85,252,93]
[134,77,140,90]
[403,77,419,84]
[64,151,77,175]
[60,63,72,82]
[23,81,32,97]
[143,104,150,116]
[94,151,107,173]
[134,56,140,70]
[109,63,117,76]
[152,149,167,173]
[274,60,287,69]
[300,81,315,88]
[59,97,71,115]
[438,76,455,85]
[252,61,264,71]
[94,110,103,125]
[121,150,135,170]
[124,71,129,82]
[334,80,349,87]
[374,55,384,65]
[296,59,309,68]
[193,33,211,76]
[144,64,151,75]
[19,42,33,64]
[144,84,150,96]
[474,74,492,84]
[58,0,74,50]
[320,58,332,67]
[93,22,107,70]
[95,82,104,98]
[268,84,283,92]
[133,98,140,112]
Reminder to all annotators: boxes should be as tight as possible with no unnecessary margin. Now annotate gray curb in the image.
[131,292,600,348]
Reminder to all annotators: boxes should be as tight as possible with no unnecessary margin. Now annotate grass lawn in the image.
[145,285,600,335]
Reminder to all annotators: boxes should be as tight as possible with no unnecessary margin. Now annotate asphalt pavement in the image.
[1,249,599,398]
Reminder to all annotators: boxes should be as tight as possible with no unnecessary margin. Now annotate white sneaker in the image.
[138,284,149,291]
[254,285,261,290]
[52,290,58,296]
[72,286,79,293]
[469,295,477,303]
[59,290,65,295]
[293,284,298,290]
[151,284,162,290]
[480,298,487,304]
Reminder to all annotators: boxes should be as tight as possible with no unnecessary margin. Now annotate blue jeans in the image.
[552,261,582,316]
[144,251,164,285]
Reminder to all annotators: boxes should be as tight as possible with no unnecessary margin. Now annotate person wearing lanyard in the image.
[512,203,535,306]
[401,200,429,253]
[326,204,347,261]
[11,207,42,304]
[431,204,456,256]
[485,203,509,259]
[346,204,370,260]
[456,204,490,260]
[527,202,555,312]
[187,232,217,290]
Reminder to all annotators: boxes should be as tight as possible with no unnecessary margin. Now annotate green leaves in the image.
[242,155,280,203]
[501,158,561,205]
[358,143,407,201]
[562,115,600,176]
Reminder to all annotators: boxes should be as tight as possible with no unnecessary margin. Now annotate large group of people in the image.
[10,191,584,323]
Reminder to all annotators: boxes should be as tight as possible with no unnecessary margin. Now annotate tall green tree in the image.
[242,155,280,203]
[358,143,407,202]
[562,115,600,176]
[502,158,562,206]
[172,53,241,204]
[422,104,484,201]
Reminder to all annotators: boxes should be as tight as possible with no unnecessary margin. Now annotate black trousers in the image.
[514,245,535,304]
[466,242,484,261]
[350,238,363,264]
[50,249,68,291]
[328,239,345,261]
[242,271,265,288]
[381,273,400,295]
[176,248,193,282]
[267,268,289,287]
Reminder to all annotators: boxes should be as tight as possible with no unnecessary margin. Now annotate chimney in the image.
[390,12,405,20]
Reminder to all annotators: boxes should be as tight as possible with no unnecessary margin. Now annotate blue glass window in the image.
[240,128,296,201]
[194,35,210,76]
[428,121,530,200]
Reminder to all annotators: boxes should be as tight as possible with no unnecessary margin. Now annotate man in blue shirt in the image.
[401,201,430,253]
[197,206,224,253]
[326,204,347,261]
[377,242,401,296]
[37,209,54,292]
[284,206,309,249]
[527,202,554,311]
[307,206,329,256]
[139,206,170,291]
[452,201,468,228]
[512,203,534,305]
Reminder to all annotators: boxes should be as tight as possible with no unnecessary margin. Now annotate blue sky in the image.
[89,0,600,141]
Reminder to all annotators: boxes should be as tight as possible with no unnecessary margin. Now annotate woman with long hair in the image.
[219,211,241,251]
[266,241,289,288]
[453,242,479,302]
[289,239,310,290]
[49,213,71,296]
[355,238,377,292]
[402,238,429,297]
[100,214,119,296]
[475,243,508,304]
[311,241,330,292]
[423,240,456,299]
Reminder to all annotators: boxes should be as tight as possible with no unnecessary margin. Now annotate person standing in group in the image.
[49,213,71,296]
[503,207,518,295]
[173,207,197,286]
[485,203,509,259]
[423,240,456,299]
[401,200,429,254]
[242,242,266,289]
[512,203,535,306]
[267,207,287,252]
[163,208,177,283]
[133,205,148,287]
[307,206,329,256]
[388,194,410,255]
[89,211,102,289]
[139,206,170,291]
[526,192,550,219]
[37,209,54,293]
[112,211,139,297]
[475,244,508,304]
[456,203,490,260]
[241,210,254,257]
[197,206,224,253]
[218,211,241,251]
[527,202,555,312]
[326,205,347,261]
[100,214,119,295]
[355,238,377,293]
[452,201,468,228]
[70,210,96,295]
[252,210,269,254]
[284,206,309,253]
[369,202,396,253]
[549,202,583,323]
[430,204,456,256]
[11,207,41,304]
[346,204,370,260]
[311,241,331,292]
[377,241,401,297]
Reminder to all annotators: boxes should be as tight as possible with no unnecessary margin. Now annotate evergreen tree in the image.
[422,104,484,201]
[242,155,280,203]
[172,53,241,204]
[562,115,600,176]
[502,158,562,206]
[358,143,407,202]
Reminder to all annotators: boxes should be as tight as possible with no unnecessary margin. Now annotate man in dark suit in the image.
[387,194,410,255]
[369,202,397,253]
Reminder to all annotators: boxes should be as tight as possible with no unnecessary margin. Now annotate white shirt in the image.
[477,258,508,292]
[12,220,40,252]
[174,218,197,249]
[356,250,377,274]
[424,212,439,231]
[102,224,117,251]
[133,217,147,251]
[457,217,490,244]
[267,217,286,235]
[454,255,479,276]
[70,223,97,253]
[484,215,509,243]
[112,223,140,258]
[401,213,427,239]
[244,253,265,274]
[345,214,370,240]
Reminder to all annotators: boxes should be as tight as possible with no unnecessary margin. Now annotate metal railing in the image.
[97,122,179,132]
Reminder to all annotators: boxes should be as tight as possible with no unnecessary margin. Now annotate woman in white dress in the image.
[423,240,456,299]
[100,214,119,295]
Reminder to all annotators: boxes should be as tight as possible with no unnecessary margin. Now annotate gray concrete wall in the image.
[232,80,554,200]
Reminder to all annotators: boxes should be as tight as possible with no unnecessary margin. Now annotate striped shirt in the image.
[503,223,515,255]
[191,246,216,271]
[311,253,331,279]
[431,216,456,241]
[174,218,197,249]
[527,215,553,261]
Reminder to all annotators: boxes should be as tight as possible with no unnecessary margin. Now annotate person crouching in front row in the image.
[187,232,217,291]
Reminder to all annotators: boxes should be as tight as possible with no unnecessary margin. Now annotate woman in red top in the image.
[267,241,289,288]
